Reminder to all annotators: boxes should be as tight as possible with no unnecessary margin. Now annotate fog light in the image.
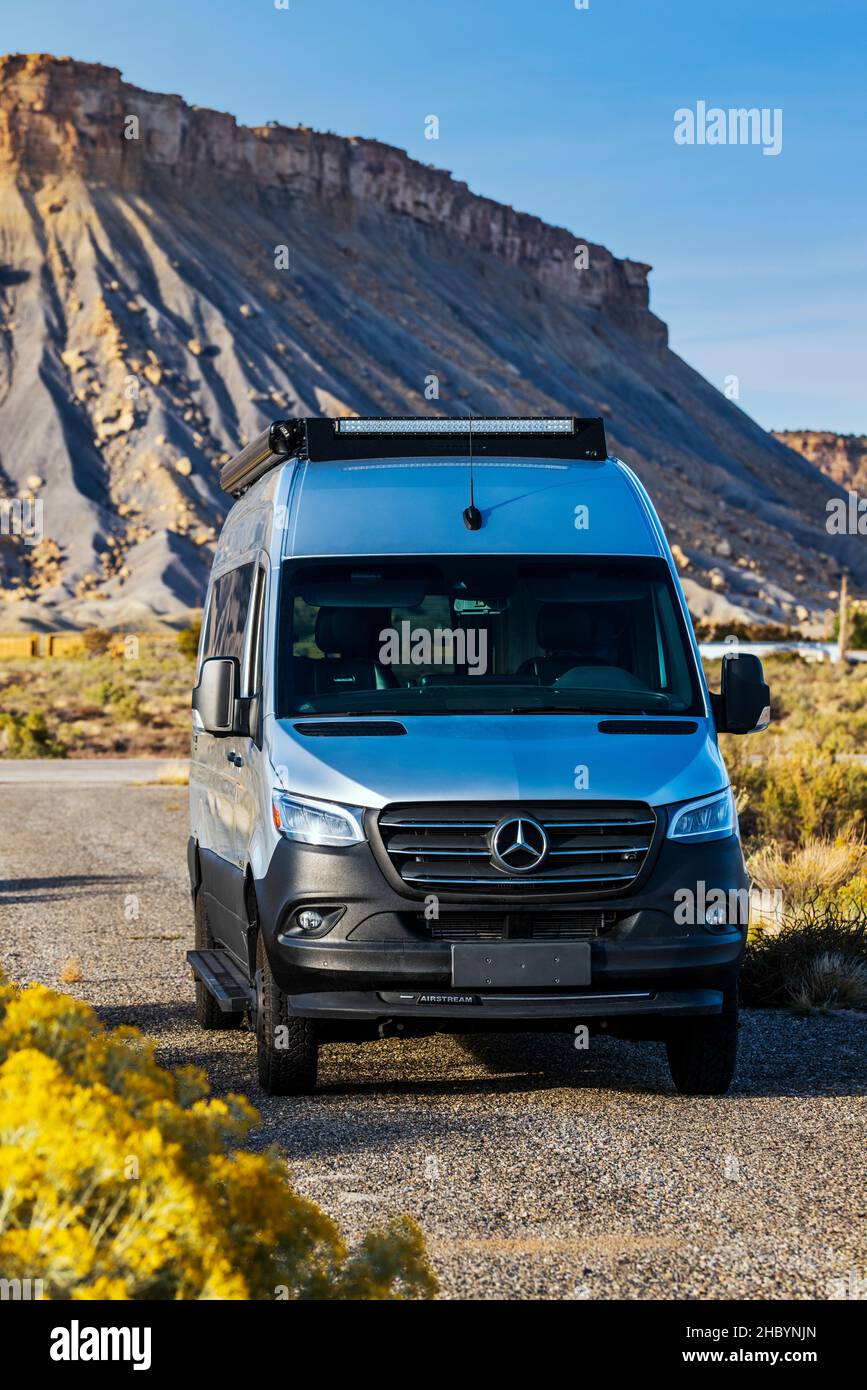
[285,905,346,939]
[298,909,325,932]
[705,904,728,928]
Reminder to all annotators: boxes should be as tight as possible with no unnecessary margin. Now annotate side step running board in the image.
[187,949,254,1014]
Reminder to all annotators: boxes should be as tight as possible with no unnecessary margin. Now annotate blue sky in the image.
[3,0,865,431]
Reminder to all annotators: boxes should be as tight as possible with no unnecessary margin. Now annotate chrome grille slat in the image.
[401,870,638,886]
[391,847,490,857]
[547,845,645,858]
[380,819,497,830]
[551,819,655,830]
[377,802,656,896]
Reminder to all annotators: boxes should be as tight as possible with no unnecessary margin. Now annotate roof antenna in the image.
[462,414,482,531]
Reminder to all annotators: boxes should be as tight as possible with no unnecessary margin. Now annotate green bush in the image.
[177,620,202,659]
[81,680,144,722]
[0,711,66,758]
[112,691,144,722]
[832,608,867,649]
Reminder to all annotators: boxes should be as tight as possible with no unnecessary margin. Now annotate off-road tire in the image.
[193,888,243,1030]
[254,931,318,1095]
[665,988,738,1096]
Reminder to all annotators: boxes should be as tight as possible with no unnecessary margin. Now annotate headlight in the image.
[272,791,366,846]
[667,789,737,843]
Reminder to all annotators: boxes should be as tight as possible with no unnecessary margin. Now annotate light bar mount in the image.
[220,415,607,495]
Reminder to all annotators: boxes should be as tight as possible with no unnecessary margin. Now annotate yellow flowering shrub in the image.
[826,873,867,916]
[0,974,436,1300]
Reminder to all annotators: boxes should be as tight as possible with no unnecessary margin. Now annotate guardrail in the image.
[698,641,866,664]
[0,633,171,659]
[1,634,863,664]
[0,634,38,658]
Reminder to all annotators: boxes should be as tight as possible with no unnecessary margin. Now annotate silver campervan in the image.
[188,417,770,1095]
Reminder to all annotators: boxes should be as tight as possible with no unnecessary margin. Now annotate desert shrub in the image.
[177,619,202,659]
[787,952,867,1014]
[0,710,66,758]
[741,898,867,1010]
[790,711,867,757]
[111,690,145,722]
[80,628,114,657]
[0,974,436,1300]
[0,644,194,757]
[696,620,800,643]
[81,680,144,722]
[83,677,114,705]
[831,608,867,650]
[831,873,867,915]
[736,657,867,756]
[730,744,867,848]
[747,838,866,910]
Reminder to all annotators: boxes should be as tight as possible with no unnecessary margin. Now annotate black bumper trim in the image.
[287,987,723,1022]
[268,931,744,985]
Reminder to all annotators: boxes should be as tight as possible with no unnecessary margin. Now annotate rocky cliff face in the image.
[773,431,867,495]
[0,54,662,345]
[0,53,861,630]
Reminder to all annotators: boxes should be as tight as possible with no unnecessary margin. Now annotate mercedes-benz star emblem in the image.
[490,816,549,874]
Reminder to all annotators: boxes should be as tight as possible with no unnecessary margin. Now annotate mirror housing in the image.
[711,652,771,734]
[192,656,243,736]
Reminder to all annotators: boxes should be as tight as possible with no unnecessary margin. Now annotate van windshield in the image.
[276,556,704,717]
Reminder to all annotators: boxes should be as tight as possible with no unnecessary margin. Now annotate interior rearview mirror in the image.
[712,652,771,734]
[192,656,240,736]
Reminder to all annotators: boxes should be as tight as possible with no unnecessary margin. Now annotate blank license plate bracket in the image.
[451,941,591,988]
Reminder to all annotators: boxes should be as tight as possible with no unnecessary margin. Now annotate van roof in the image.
[283,454,663,559]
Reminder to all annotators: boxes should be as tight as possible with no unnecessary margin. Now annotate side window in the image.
[202,563,255,665]
[243,566,267,698]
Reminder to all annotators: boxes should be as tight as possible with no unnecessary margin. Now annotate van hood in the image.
[269,715,727,809]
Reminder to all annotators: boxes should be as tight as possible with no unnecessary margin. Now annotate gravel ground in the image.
[1,783,865,1300]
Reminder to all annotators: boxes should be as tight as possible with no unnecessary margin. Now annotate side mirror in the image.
[192,657,240,736]
[712,652,771,734]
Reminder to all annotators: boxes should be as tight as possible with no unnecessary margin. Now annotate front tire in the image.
[665,988,738,1096]
[254,932,318,1095]
[193,889,243,1030]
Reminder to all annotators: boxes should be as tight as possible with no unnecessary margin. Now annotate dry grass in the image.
[787,951,867,1014]
[741,899,867,1008]
[747,837,867,910]
[58,958,83,985]
[134,762,190,786]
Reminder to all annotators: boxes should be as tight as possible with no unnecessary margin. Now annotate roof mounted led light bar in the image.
[335,417,574,437]
[220,415,607,495]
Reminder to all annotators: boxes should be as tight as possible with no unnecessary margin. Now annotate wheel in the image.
[665,988,738,1096]
[193,888,243,1030]
[254,931,318,1095]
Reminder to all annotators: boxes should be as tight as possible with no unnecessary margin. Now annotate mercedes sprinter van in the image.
[188,416,770,1096]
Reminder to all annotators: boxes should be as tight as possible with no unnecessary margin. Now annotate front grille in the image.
[377,801,657,896]
[427,911,618,941]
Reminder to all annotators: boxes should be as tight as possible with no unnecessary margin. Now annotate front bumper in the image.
[285,987,723,1024]
[252,831,748,1025]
